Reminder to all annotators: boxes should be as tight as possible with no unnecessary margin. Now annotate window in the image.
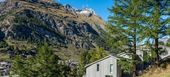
[110,64,113,73]
[97,64,99,71]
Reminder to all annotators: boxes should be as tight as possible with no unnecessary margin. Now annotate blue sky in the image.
[56,0,114,21]
[0,0,113,21]
[0,0,4,2]
[1,0,167,22]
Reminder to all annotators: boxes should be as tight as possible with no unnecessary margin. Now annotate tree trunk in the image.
[132,29,137,77]
[154,0,160,66]
[132,43,137,77]
[155,38,159,66]
[132,62,136,77]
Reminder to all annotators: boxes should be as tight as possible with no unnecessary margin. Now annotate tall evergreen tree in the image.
[142,0,170,65]
[108,0,146,77]
[11,43,71,77]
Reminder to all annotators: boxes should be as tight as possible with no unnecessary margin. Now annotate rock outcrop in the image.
[0,0,107,50]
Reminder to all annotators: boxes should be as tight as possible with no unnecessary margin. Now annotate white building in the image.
[84,55,121,77]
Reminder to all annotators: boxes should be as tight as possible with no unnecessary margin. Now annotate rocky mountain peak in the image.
[0,0,109,62]
[0,0,107,50]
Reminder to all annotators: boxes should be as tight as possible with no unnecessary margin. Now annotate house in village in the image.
[84,46,150,77]
[84,55,122,77]
[84,45,170,77]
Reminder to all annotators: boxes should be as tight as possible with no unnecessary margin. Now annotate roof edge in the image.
[85,55,118,68]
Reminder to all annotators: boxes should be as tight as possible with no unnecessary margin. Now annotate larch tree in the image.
[108,0,146,77]
[142,0,170,66]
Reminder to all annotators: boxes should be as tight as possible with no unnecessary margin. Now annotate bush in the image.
[11,43,72,77]
[0,41,8,48]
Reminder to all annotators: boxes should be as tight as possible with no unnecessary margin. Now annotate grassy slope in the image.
[140,65,170,77]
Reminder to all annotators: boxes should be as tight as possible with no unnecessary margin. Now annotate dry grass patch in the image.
[140,65,170,77]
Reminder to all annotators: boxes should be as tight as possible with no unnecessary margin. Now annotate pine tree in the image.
[11,43,69,77]
[142,0,170,66]
[108,0,146,77]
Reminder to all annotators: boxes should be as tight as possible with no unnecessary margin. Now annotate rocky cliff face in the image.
[0,0,107,54]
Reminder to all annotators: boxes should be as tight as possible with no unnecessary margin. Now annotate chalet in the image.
[84,46,170,77]
[84,55,121,77]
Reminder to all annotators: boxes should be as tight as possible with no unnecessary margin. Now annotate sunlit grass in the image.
[140,65,170,77]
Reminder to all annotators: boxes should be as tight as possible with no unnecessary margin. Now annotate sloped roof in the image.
[85,55,118,68]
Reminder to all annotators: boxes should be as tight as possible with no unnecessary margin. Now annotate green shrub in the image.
[0,41,8,48]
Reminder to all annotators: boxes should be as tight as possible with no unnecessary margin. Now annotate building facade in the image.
[85,55,121,77]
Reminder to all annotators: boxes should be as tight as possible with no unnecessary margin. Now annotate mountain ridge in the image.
[0,0,108,60]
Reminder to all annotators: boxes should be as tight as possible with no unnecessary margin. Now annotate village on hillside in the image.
[0,0,169,77]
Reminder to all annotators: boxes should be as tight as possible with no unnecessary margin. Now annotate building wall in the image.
[86,56,121,77]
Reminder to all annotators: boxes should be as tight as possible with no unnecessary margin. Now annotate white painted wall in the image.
[85,56,121,77]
